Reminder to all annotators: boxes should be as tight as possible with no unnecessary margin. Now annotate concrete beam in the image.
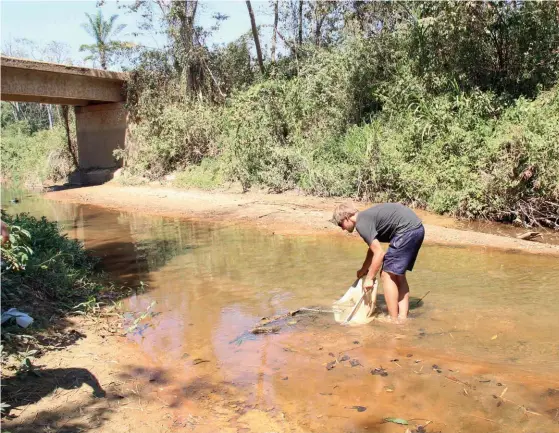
[1,56,127,106]
[2,94,90,106]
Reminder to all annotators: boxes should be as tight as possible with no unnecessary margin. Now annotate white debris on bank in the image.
[1,308,34,328]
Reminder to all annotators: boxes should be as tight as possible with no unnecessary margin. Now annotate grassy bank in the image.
[0,213,132,378]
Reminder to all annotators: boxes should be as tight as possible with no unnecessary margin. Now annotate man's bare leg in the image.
[381,271,400,321]
[397,273,410,320]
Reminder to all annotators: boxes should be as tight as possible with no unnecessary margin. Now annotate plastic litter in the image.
[1,308,34,328]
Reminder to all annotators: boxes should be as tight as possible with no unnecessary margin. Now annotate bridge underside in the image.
[1,57,129,184]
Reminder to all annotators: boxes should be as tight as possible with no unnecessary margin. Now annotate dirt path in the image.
[45,183,559,256]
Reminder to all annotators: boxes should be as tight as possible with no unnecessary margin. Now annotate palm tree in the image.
[79,10,127,70]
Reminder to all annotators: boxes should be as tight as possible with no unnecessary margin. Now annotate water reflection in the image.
[3,188,559,432]
[3,190,559,371]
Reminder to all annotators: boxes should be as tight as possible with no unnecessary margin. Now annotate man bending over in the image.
[333,202,425,322]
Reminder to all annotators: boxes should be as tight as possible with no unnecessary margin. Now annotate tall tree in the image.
[246,1,265,75]
[60,106,79,169]
[79,10,127,69]
[271,0,279,62]
[167,1,199,91]
[298,0,304,45]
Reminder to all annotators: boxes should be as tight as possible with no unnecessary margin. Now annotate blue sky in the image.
[1,0,276,68]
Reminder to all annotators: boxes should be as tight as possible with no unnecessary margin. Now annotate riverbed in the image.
[2,187,558,433]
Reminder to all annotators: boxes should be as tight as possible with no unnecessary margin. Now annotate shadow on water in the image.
[85,238,198,289]
[1,190,201,381]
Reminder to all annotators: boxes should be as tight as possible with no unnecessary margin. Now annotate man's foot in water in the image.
[375,314,403,324]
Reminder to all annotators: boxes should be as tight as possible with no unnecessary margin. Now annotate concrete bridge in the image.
[1,56,128,184]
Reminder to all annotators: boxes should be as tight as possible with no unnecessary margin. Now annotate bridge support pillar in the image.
[69,102,127,185]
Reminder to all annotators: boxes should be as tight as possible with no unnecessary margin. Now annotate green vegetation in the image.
[79,10,132,70]
[1,213,109,323]
[172,158,225,190]
[1,37,78,187]
[0,213,131,358]
[0,118,73,187]
[2,1,558,227]
[121,1,558,227]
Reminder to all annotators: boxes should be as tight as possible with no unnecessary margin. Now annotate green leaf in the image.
[383,417,408,425]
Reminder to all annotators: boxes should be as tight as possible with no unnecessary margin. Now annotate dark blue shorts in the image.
[382,225,425,275]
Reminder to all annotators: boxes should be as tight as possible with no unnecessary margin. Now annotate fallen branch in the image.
[494,388,542,416]
[445,375,472,388]
[258,309,301,327]
[471,414,497,423]
[251,325,280,335]
[414,291,431,307]
[299,307,333,313]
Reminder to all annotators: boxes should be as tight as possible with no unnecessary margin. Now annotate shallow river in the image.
[3,188,558,432]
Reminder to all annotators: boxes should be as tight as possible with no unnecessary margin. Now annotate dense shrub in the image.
[122,33,558,227]
[219,38,382,192]
[0,123,73,187]
[475,88,559,226]
[333,84,559,227]
[123,100,220,178]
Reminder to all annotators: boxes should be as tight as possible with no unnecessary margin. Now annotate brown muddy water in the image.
[3,188,559,433]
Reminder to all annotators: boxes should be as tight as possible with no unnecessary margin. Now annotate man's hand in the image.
[363,277,376,293]
[357,267,368,278]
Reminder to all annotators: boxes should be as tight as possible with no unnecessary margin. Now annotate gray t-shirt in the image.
[355,203,422,245]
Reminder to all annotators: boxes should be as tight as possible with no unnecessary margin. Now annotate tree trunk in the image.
[314,5,327,47]
[180,0,199,93]
[182,0,199,56]
[60,106,79,169]
[298,0,303,46]
[46,104,53,129]
[246,1,265,75]
[354,1,366,33]
[10,102,19,121]
[100,46,107,70]
[271,0,278,62]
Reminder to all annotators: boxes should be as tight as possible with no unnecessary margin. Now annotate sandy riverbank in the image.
[44,183,559,256]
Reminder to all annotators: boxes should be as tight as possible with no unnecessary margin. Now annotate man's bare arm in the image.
[357,248,374,277]
[364,239,384,290]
